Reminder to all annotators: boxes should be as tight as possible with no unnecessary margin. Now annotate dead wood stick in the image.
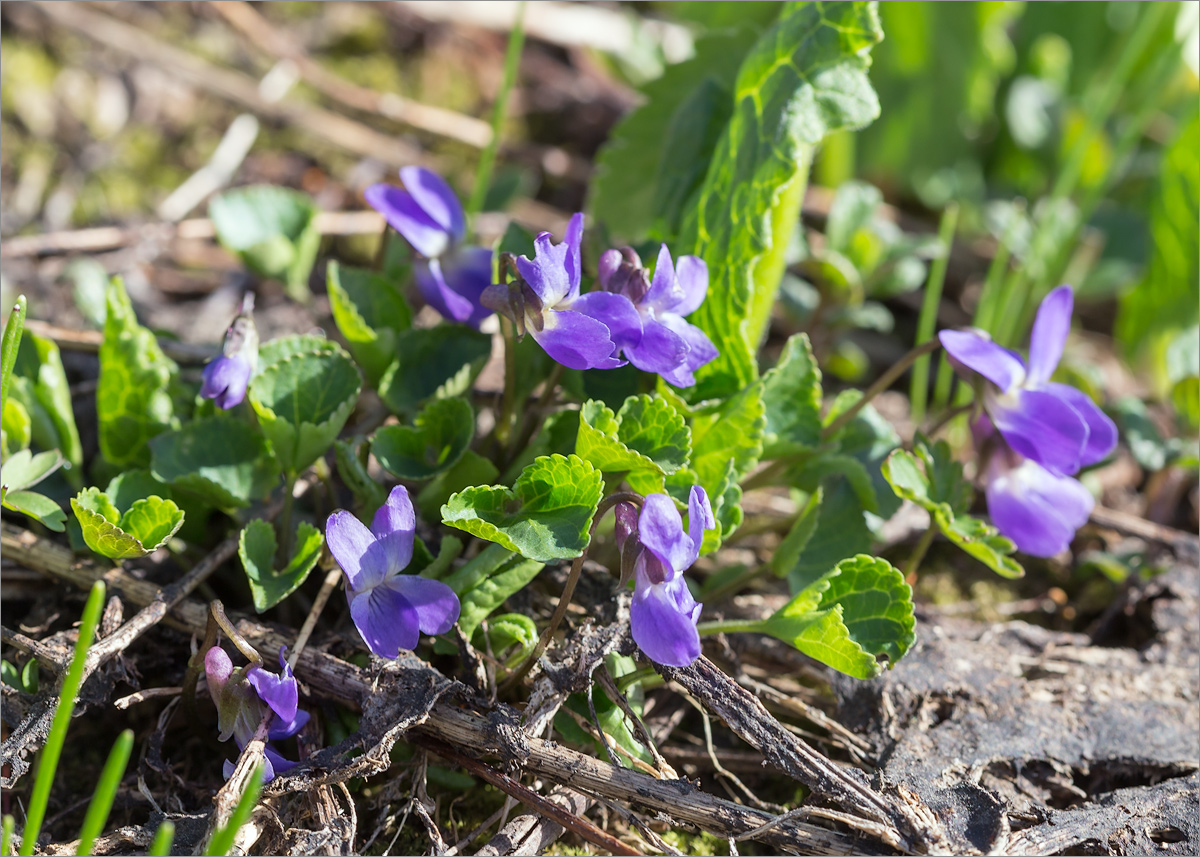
[23,319,217,363]
[420,738,640,857]
[1088,503,1200,561]
[4,524,884,855]
[657,656,951,855]
[30,2,428,169]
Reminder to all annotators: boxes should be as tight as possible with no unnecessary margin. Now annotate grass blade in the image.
[2,815,15,857]
[75,729,134,856]
[19,580,106,857]
[204,763,264,857]
[909,204,958,424]
[147,821,175,857]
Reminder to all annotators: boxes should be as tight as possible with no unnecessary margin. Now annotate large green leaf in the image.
[763,554,914,678]
[372,397,474,481]
[238,518,324,612]
[71,488,184,560]
[258,334,341,369]
[787,479,873,593]
[248,344,361,475]
[589,26,762,244]
[327,261,412,387]
[1,448,67,531]
[11,331,82,474]
[762,333,822,457]
[97,278,178,468]
[150,417,280,510]
[209,186,321,301]
[678,1,884,399]
[333,438,388,517]
[377,325,492,418]
[416,449,499,523]
[441,454,603,562]
[882,441,1024,578]
[575,395,690,493]
[1,397,30,458]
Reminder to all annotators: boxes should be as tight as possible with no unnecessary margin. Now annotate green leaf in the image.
[687,382,764,551]
[373,397,474,481]
[416,449,499,523]
[327,261,412,387]
[248,344,362,475]
[825,181,883,253]
[787,479,873,593]
[71,488,184,559]
[1,296,26,416]
[97,278,178,468]
[768,487,822,578]
[1,398,31,458]
[761,333,822,457]
[1,449,63,493]
[105,469,171,515]
[378,325,492,418]
[792,454,879,514]
[589,26,762,243]
[678,1,884,399]
[576,395,690,492]
[11,332,83,473]
[65,258,109,328]
[258,334,341,369]
[441,454,603,562]
[239,519,325,612]
[763,554,914,678]
[882,445,1024,578]
[209,186,321,301]
[455,552,545,641]
[485,613,539,666]
[150,417,279,510]
[2,489,67,532]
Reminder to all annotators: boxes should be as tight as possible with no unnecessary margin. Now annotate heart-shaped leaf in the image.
[378,325,492,417]
[72,488,184,559]
[762,554,914,678]
[239,518,324,612]
[373,397,474,481]
[441,454,603,562]
[258,334,341,370]
[576,395,690,493]
[882,440,1023,578]
[327,261,412,387]
[248,344,362,475]
[332,439,389,518]
[416,450,499,522]
[151,417,279,510]
[209,186,321,301]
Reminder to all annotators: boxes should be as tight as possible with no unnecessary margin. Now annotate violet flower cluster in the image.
[200,299,258,410]
[365,167,494,328]
[205,645,308,781]
[326,485,460,658]
[940,286,1118,556]
[484,212,718,385]
[615,487,715,667]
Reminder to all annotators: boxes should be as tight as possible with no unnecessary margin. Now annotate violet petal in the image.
[369,486,416,577]
[986,458,1093,557]
[529,309,623,370]
[938,330,1026,392]
[399,166,465,241]
[326,510,385,593]
[201,355,252,410]
[415,258,477,325]
[672,255,709,317]
[625,316,690,376]
[246,661,298,726]
[516,214,584,307]
[569,291,643,349]
[637,493,692,575]
[1027,285,1073,387]
[989,387,1088,475]
[685,486,714,567]
[348,585,421,658]
[384,575,460,636]
[630,573,702,667]
[1043,382,1118,467]
[645,244,682,313]
[364,184,450,259]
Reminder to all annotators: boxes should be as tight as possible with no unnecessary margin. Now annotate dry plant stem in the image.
[210,600,265,667]
[922,401,974,441]
[210,0,494,147]
[5,524,925,854]
[822,338,943,441]
[504,491,643,690]
[202,708,273,854]
[114,687,183,710]
[418,737,641,857]
[595,665,676,778]
[29,2,428,171]
[289,567,344,669]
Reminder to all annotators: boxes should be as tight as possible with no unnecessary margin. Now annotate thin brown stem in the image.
[288,567,342,669]
[210,600,264,667]
[822,338,942,441]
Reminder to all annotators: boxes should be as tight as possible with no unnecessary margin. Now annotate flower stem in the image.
[277,471,297,564]
[502,491,643,692]
[909,203,959,425]
[496,316,519,448]
[465,1,526,221]
[506,362,564,466]
[696,618,767,637]
[210,600,263,667]
[613,665,659,695]
[904,525,937,582]
[821,338,942,441]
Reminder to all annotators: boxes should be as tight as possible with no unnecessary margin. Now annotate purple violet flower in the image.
[939,285,1117,475]
[200,304,258,410]
[595,245,718,387]
[974,417,1094,557]
[205,645,309,781]
[365,167,494,328]
[620,487,715,667]
[326,485,460,658]
[484,213,640,371]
